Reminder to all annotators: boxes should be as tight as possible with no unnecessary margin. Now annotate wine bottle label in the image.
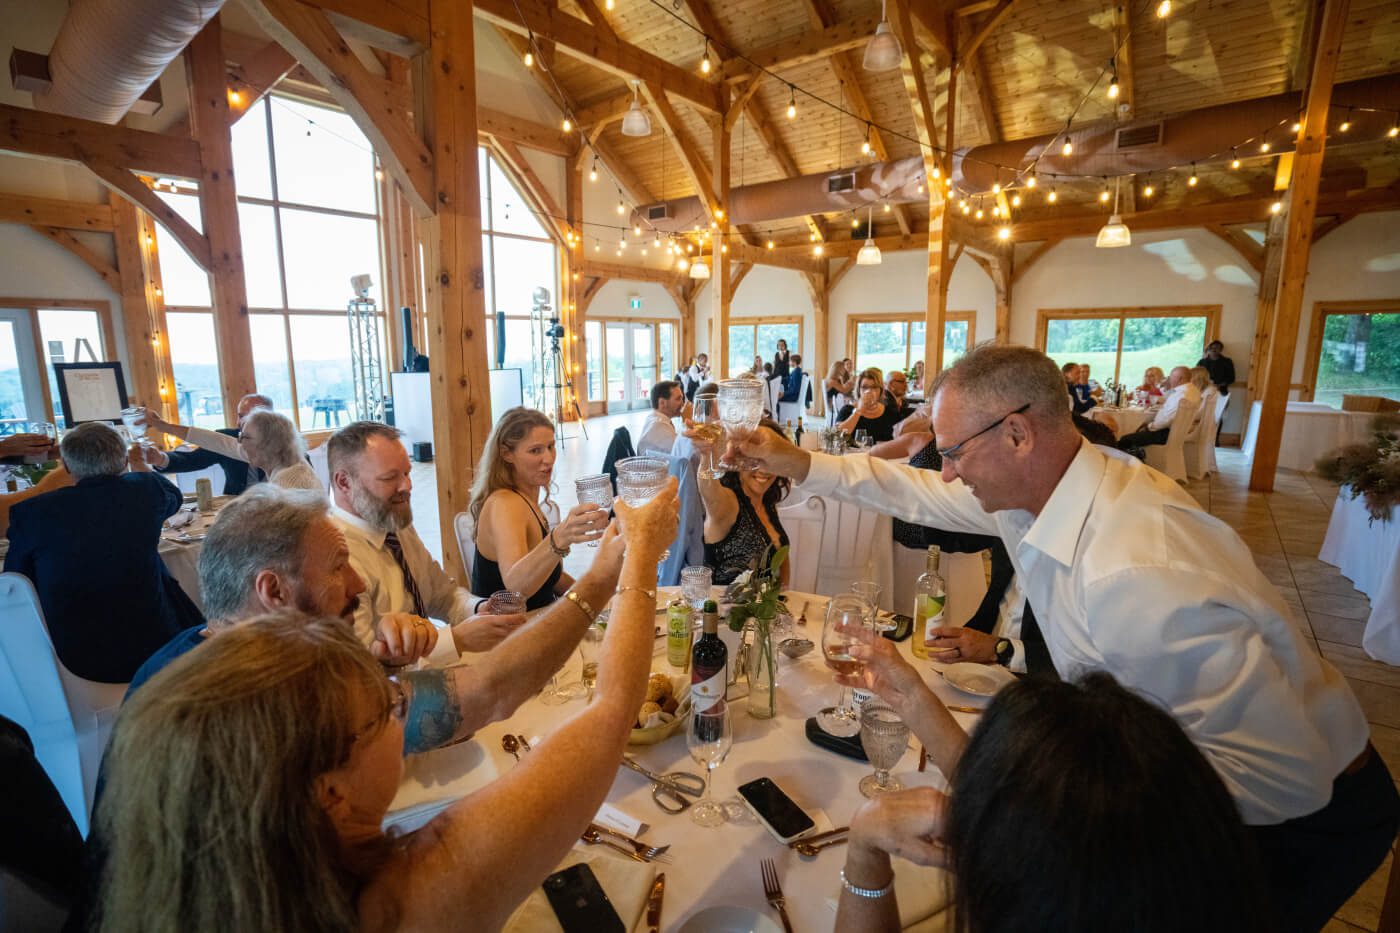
[852,688,874,712]
[692,668,727,711]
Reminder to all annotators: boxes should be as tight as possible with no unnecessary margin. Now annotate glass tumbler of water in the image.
[859,704,911,797]
[120,408,148,447]
[616,473,671,561]
[573,474,613,548]
[681,566,712,608]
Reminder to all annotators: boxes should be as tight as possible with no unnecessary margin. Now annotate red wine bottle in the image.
[691,599,727,729]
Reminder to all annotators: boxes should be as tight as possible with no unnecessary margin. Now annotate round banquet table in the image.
[385,588,988,932]
[158,498,229,611]
[1090,405,1152,438]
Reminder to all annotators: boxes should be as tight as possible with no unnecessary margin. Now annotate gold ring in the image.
[414,620,427,630]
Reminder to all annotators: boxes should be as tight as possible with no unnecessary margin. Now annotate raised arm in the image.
[361,478,679,932]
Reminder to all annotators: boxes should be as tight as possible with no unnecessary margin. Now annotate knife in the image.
[645,872,665,933]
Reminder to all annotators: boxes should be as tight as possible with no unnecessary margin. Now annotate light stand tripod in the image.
[547,335,588,442]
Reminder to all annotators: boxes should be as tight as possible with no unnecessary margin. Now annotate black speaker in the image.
[412,441,433,463]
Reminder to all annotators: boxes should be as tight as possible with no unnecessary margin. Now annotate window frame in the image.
[727,316,804,377]
[1034,305,1221,385]
[0,297,116,424]
[1302,299,1400,403]
[845,311,976,373]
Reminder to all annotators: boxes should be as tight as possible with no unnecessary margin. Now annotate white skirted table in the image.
[1319,487,1400,663]
[1090,406,1152,438]
[1241,401,1375,472]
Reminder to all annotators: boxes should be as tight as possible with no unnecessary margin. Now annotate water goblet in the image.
[851,581,893,633]
[681,565,712,608]
[573,474,613,548]
[690,393,726,478]
[716,379,764,471]
[816,594,874,737]
[686,703,734,827]
[853,428,871,450]
[616,472,671,562]
[858,704,911,797]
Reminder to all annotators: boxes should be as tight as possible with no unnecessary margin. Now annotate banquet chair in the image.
[776,494,827,594]
[0,573,125,837]
[776,374,812,427]
[307,442,331,490]
[766,376,783,418]
[656,449,704,587]
[453,512,477,580]
[1184,391,1227,480]
[827,392,852,427]
[1145,399,1200,483]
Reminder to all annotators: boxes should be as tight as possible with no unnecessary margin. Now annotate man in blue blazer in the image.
[4,422,203,684]
[143,392,273,495]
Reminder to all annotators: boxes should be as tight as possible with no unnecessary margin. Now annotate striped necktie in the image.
[383,531,427,618]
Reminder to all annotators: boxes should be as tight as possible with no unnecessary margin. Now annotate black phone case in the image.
[541,864,625,933]
[881,613,914,642]
[804,716,869,761]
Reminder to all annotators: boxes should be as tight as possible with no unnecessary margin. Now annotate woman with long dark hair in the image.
[690,417,791,585]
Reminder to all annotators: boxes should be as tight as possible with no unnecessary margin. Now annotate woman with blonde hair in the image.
[468,407,606,610]
[825,360,854,417]
[1137,366,1166,399]
[239,409,321,491]
[96,483,677,932]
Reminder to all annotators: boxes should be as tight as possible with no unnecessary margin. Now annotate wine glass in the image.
[817,594,873,737]
[576,624,605,699]
[616,472,671,562]
[850,581,892,633]
[717,379,764,471]
[686,703,734,827]
[859,704,911,797]
[690,393,726,479]
[853,428,871,450]
[573,474,613,548]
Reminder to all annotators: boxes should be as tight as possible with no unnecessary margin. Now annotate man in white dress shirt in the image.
[327,421,519,666]
[730,343,1396,931]
[637,380,685,455]
[1116,364,1200,451]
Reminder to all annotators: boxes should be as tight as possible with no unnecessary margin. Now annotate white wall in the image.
[586,281,681,321]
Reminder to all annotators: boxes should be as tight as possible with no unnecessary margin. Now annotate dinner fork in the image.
[579,827,648,862]
[588,824,672,862]
[759,858,794,933]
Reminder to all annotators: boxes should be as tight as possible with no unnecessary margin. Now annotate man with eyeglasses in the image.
[725,342,1394,932]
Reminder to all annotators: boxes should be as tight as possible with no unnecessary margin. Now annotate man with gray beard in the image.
[328,421,518,666]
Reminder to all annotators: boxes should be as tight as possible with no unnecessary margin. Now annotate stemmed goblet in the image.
[716,379,764,471]
[615,457,671,561]
[686,702,734,827]
[858,704,910,797]
[573,474,613,548]
[817,594,874,737]
[689,392,725,479]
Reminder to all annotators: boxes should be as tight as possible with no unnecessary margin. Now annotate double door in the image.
[588,319,676,413]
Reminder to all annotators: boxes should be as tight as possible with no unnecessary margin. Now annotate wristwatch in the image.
[994,638,1014,667]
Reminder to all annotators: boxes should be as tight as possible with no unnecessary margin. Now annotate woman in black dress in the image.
[771,339,791,383]
[692,418,791,585]
[835,367,903,443]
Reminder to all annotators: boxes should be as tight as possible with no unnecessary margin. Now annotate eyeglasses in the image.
[351,678,408,744]
[936,403,1031,463]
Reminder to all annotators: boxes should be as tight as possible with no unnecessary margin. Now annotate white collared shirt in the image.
[1150,382,1202,431]
[637,410,677,455]
[330,503,474,668]
[801,440,1368,825]
[186,426,247,461]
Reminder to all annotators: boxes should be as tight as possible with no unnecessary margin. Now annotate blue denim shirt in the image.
[656,438,706,585]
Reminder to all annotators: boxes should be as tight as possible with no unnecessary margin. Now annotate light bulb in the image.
[1026,174,1037,188]
[1290,121,1302,133]
[1389,124,1400,138]
[1188,166,1198,187]
[1260,141,1271,153]
[992,182,1001,194]
[998,226,1011,241]
[932,166,941,179]
[374,167,384,180]
[1047,188,1058,203]
[1339,117,1351,133]
[594,243,600,252]
[721,244,728,254]
[1143,182,1155,197]
[1271,200,1282,214]
[861,139,871,155]
[523,50,534,67]
[562,118,572,132]
[814,244,824,256]
[975,207,984,219]
[1108,76,1120,99]
[1156,0,1170,17]
[851,216,860,228]
[1011,193,1022,207]
[1099,188,1110,203]
[633,224,641,235]
[715,208,724,220]
[605,0,614,8]
[917,184,924,193]
[145,233,154,245]
[992,205,1002,218]
[809,232,817,242]
[767,240,775,249]
[700,41,711,75]
[883,202,891,212]
[786,87,796,119]
[227,88,242,106]
[653,235,661,248]
[1230,150,1241,169]
[589,161,598,182]
[1062,138,1073,156]
[616,200,625,215]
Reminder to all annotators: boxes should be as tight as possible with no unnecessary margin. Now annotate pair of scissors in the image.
[621,756,707,813]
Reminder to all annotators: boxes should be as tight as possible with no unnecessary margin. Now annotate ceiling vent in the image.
[645,204,671,221]
[1115,123,1163,150]
[826,172,857,194]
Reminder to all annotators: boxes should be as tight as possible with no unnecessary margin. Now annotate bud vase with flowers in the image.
[723,545,788,719]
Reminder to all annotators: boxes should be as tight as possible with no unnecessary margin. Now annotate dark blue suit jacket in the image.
[156,427,260,495]
[4,473,205,683]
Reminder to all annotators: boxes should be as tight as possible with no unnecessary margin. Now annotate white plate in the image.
[942,662,1017,698]
[676,906,783,933]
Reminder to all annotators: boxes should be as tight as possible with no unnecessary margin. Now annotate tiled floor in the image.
[408,413,1395,930]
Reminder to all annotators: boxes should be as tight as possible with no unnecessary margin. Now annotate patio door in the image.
[0,308,48,428]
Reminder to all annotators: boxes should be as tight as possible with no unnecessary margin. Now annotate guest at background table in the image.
[772,338,791,383]
[637,379,686,455]
[728,343,1395,931]
[468,408,607,610]
[688,417,791,585]
[1198,340,1236,396]
[138,392,274,495]
[1192,365,1219,419]
[1063,363,1094,415]
[838,368,903,443]
[910,359,926,394]
[825,360,854,415]
[1137,366,1166,401]
[684,353,710,401]
[239,409,322,491]
[328,422,517,656]
[1079,363,1104,402]
[883,369,916,421]
[92,482,675,933]
[0,432,71,535]
[4,422,202,683]
[834,673,1269,933]
[780,352,813,410]
[1116,365,1200,453]
[752,355,765,376]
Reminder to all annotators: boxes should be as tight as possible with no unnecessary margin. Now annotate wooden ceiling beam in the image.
[0,102,204,179]
[1204,223,1265,273]
[576,91,634,131]
[730,240,821,272]
[477,107,574,156]
[953,0,1014,71]
[719,17,881,82]
[579,259,686,286]
[87,163,212,271]
[492,138,570,241]
[474,0,724,113]
[294,0,428,53]
[955,16,1001,143]
[226,42,298,123]
[0,193,114,231]
[1111,2,1135,120]
[29,225,121,290]
[1009,236,1059,284]
[642,83,718,209]
[953,0,1000,16]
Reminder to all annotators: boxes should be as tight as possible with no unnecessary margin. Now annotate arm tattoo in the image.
[399,670,466,754]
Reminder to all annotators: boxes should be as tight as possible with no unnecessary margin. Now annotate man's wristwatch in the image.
[994,638,1014,667]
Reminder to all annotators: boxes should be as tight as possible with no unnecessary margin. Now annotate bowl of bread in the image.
[628,672,691,745]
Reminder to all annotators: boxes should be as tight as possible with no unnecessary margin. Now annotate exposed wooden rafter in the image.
[642,82,718,209]
[29,226,120,290]
[492,139,570,241]
[954,0,1014,70]
[1111,2,1135,120]
[0,193,113,231]
[87,163,212,271]
[227,42,298,123]
[0,102,204,179]
[1009,236,1061,284]
[718,17,882,83]
[580,259,686,286]
[1204,223,1264,273]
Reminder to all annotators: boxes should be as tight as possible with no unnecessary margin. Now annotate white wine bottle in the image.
[910,545,946,661]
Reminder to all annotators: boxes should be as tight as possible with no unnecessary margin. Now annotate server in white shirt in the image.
[730,343,1396,932]
[327,421,519,667]
[1116,364,1201,451]
[636,379,685,455]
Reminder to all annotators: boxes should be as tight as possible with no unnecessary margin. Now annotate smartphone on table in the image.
[737,776,817,844]
[542,863,625,933]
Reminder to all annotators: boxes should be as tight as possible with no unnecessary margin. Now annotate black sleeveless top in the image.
[471,489,563,611]
[704,487,790,585]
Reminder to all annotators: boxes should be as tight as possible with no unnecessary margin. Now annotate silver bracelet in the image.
[840,868,894,899]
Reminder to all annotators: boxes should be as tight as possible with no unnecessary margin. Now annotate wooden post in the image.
[422,0,493,577]
[112,193,171,416]
[185,15,256,426]
[1246,210,1288,404]
[810,266,830,416]
[1249,0,1349,492]
[563,149,585,420]
[991,251,1011,344]
[711,101,731,379]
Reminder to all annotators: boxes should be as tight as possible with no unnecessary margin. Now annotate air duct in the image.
[31,0,228,123]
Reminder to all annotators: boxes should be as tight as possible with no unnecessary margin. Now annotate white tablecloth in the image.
[159,503,226,611]
[1319,487,1400,663]
[386,588,988,932]
[1090,406,1152,437]
[1241,401,1375,472]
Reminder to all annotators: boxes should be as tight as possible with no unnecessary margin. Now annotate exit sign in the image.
[629,296,642,310]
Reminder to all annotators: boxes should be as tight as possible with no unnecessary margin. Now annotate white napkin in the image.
[164,510,196,530]
[501,848,656,933]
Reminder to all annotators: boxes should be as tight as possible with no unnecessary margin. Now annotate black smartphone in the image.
[541,863,625,933]
[737,776,817,843]
[881,613,914,642]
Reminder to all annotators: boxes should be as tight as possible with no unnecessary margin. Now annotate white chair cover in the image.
[171,463,224,496]
[828,392,853,427]
[453,512,477,580]
[1184,389,1225,479]
[766,376,783,418]
[1145,398,1200,483]
[776,374,812,427]
[0,573,126,837]
[776,495,827,595]
[778,488,894,610]
[307,443,331,490]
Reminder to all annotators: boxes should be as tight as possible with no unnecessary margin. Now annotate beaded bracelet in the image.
[614,585,657,601]
[564,589,597,624]
[840,868,894,899]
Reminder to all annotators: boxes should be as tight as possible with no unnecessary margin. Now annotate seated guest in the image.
[1137,366,1166,400]
[637,379,685,455]
[834,672,1269,933]
[0,460,71,537]
[139,393,274,494]
[1198,340,1236,395]
[1066,364,1096,414]
[911,359,926,393]
[239,409,322,491]
[781,353,813,408]
[0,713,85,909]
[3,422,202,683]
[689,418,790,585]
[825,360,854,414]
[328,421,513,656]
[94,488,673,933]
[837,368,903,443]
[468,408,607,610]
[1116,365,1201,453]
[1193,365,1221,442]
[1080,363,1104,401]
[883,369,916,420]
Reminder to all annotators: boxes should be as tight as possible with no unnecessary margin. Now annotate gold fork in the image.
[579,827,647,862]
[760,858,794,933]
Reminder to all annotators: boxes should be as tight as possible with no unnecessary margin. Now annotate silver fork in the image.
[589,823,672,862]
[760,858,794,933]
[579,827,647,862]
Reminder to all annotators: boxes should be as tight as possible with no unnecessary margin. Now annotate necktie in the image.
[1018,602,1059,679]
[384,531,427,618]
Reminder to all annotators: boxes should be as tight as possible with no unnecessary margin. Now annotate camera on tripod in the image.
[533,287,566,348]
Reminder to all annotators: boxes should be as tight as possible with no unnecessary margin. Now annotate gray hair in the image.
[60,422,127,480]
[934,342,1075,428]
[242,409,305,473]
[240,393,274,411]
[198,486,329,624]
[326,421,402,477]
